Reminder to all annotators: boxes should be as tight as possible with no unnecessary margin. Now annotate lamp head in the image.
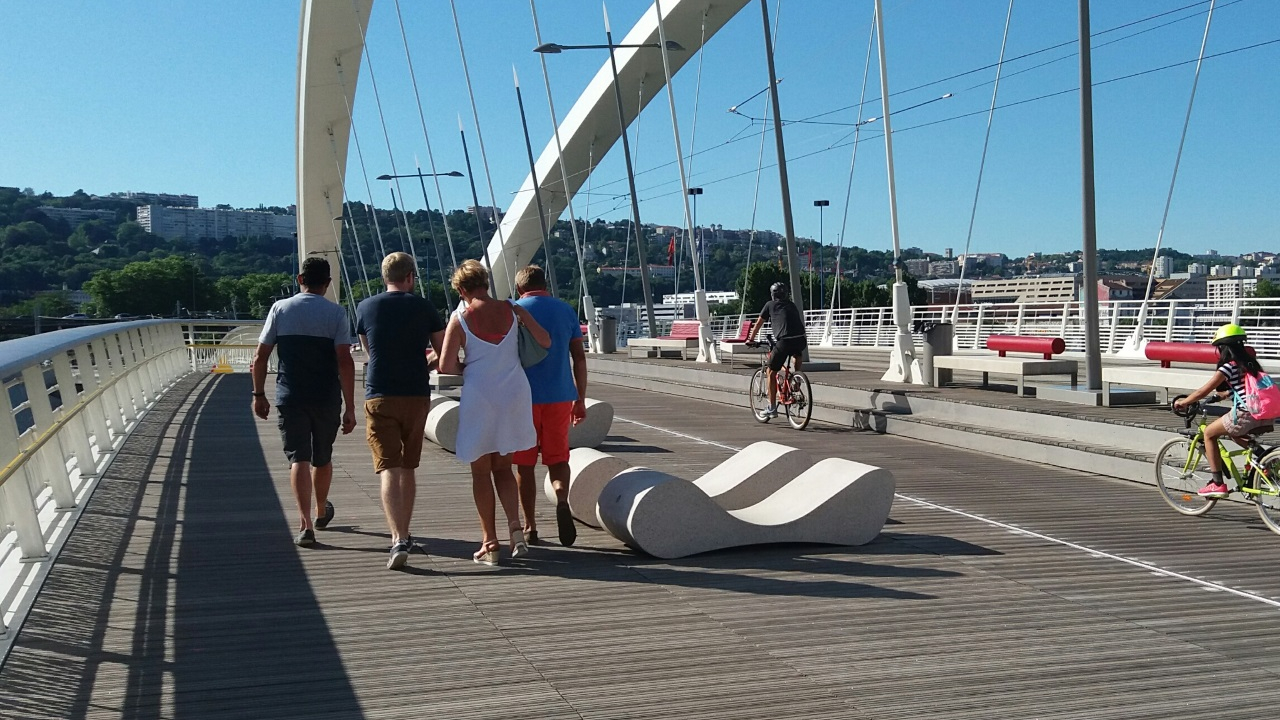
[664,40,684,51]
[376,174,393,180]
[446,171,464,177]
[534,43,562,54]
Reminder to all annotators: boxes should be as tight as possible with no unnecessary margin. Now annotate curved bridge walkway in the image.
[3,372,1280,719]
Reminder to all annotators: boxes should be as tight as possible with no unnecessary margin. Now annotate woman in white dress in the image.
[439,260,551,565]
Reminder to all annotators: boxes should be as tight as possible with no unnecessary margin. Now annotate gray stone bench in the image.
[932,354,1078,396]
[1101,366,1207,406]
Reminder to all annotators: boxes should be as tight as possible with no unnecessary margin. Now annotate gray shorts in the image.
[1223,407,1272,436]
[278,403,341,467]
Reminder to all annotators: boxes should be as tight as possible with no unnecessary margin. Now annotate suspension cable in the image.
[831,9,877,313]
[951,0,1015,323]
[351,0,426,295]
[393,0,460,305]
[333,58,388,260]
[326,126,375,297]
[448,0,517,297]
[530,0,593,323]
[1136,0,1217,333]
[738,0,781,319]
[621,81,644,308]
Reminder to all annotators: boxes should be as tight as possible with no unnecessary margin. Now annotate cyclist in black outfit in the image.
[747,282,808,418]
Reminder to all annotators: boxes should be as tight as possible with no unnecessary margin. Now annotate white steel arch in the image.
[296,0,374,302]
[296,0,748,301]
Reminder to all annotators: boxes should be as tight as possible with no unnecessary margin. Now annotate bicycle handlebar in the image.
[1170,393,1220,429]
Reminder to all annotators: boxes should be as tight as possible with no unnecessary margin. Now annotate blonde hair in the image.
[381,252,416,284]
[514,265,546,292]
[451,259,489,294]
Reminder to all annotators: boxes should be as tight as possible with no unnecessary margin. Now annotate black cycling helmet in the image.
[769,281,789,300]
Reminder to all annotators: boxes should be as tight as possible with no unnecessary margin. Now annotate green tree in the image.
[735,262,789,313]
[85,256,220,316]
[1255,279,1280,298]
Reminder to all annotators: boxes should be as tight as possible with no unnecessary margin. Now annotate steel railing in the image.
[0,320,193,641]
[637,298,1280,360]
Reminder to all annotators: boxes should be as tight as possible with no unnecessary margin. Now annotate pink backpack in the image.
[1243,370,1280,420]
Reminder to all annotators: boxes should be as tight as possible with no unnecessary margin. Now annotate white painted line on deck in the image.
[615,415,1280,611]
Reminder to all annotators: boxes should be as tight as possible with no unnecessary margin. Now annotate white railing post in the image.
[1232,298,1242,325]
[19,367,76,510]
[74,344,114,454]
[1060,302,1071,342]
[1106,302,1120,353]
[0,392,48,560]
[1015,304,1025,336]
[873,308,885,347]
[51,353,97,478]
[94,337,129,434]
[1165,302,1176,342]
[973,304,986,349]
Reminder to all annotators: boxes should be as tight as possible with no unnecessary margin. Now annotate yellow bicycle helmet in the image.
[1211,323,1247,345]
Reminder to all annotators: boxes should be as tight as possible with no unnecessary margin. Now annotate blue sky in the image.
[2,0,1276,260]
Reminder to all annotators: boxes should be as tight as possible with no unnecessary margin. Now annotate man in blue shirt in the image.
[251,257,356,548]
[512,265,587,547]
[356,252,447,570]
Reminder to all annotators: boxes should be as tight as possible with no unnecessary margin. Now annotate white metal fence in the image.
[0,320,192,642]
[662,298,1280,360]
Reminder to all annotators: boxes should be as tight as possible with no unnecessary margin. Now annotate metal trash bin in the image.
[597,315,618,354]
[914,320,953,387]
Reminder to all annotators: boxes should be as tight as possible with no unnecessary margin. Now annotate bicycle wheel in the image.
[748,368,771,423]
[1252,449,1280,535]
[785,371,812,430]
[1154,437,1216,516]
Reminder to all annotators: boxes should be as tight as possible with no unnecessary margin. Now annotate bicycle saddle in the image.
[1248,425,1275,436]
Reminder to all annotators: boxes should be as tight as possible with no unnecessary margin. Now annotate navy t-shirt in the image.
[356,291,446,399]
[259,293,354,407]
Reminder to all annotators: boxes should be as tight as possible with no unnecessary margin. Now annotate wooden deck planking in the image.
[2,373,1280,718]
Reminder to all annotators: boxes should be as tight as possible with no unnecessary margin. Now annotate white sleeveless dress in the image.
[453,308,537,464]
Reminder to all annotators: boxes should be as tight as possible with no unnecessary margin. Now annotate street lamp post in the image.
[688,188,703,289]
[814,200,829,311]
[512,66,559,299]
[534,35,683,339]
[377,170,464,305]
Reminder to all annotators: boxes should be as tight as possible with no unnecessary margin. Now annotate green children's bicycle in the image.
[1155,395,1280,535]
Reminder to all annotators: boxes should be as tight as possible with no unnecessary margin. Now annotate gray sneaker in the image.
[295,529,315,547]
[387,540,410,570]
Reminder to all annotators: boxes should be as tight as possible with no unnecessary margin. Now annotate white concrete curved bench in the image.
[596,458,895,559]
[568,398,614,449]
[424,393,460,453]
[693,441,814,511]
[544,447,631,527]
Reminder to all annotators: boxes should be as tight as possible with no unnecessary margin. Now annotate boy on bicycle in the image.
[747,282,807,418]
[1174,323,1273,498]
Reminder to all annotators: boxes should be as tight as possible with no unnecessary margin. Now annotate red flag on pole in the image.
[667,234,676,265]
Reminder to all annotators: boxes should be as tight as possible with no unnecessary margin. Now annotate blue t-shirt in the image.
[356,291,446,399]
[259,293,354,407]
[516,292,582,405]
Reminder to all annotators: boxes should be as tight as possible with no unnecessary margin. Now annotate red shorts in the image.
[513,401,574,466]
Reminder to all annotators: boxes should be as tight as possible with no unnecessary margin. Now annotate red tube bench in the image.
[717,320,758,367]
[1101,341,1240,406]
[627,320,703,360]
[931,334,1077,397]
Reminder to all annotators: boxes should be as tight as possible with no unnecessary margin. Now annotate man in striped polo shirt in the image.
[251,257,357,547]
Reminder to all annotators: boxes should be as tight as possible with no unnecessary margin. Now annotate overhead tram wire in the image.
[333,58,389,261]
[1132,0,1219,348]
[448,0,518,298]
[529,0,597,334]
[393,0,462,305]
[600,34,1280,215]
[830,8,877,316]
[567,0,1253,203]
[951,0,1016,325]
[351,0,427,296]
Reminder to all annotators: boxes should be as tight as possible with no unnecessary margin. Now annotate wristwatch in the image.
[252,392,266,397]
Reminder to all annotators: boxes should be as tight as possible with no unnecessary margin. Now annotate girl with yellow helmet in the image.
[1173,323,1269,497]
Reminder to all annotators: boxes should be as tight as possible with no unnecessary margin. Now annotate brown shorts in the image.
[365,396,431,472]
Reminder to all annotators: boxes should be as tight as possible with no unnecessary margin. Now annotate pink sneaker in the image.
[1197,481,1229,499]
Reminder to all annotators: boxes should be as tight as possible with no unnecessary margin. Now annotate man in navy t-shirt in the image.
[355,252,446,570]
[251,257,356,548]
[512,265,587,547]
